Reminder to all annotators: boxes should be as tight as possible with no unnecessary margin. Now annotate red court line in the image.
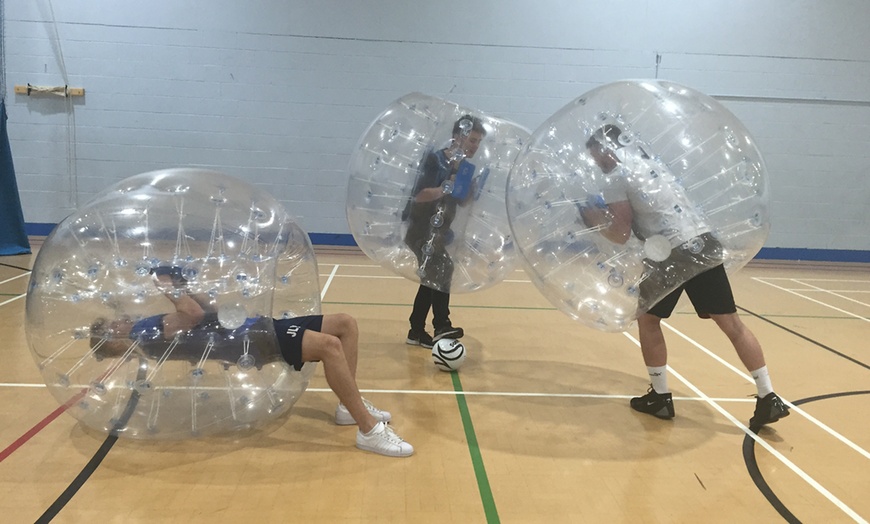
[0,388,86,463]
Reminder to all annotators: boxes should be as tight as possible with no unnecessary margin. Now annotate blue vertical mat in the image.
[0,99,31,255]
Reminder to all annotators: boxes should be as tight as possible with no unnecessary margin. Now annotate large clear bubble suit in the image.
[507,80,770,332]
[25,168,322,439]
[347,92,530,293]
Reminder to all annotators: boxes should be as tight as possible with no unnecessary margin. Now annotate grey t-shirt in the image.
[601,147,710,247]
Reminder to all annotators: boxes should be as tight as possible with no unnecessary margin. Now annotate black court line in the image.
[35,360,147,523]
[737,305,869,371]
[737,301,867,522]
[743,390,870,524]
[0,262,31,272]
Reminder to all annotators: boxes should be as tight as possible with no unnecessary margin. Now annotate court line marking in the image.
[451,371,499,523]
[317,264,867,520]
[791,279,870,308]
[622,329,867,524]
[753,278,870,322]
[658,321,870,461]
[0,380,759,403]
[757,278,870,283]
[4,261,865,520]
[320,264,339,299]
[322,259,865,476]
[786,289,870,294]
[0,294,24,307]
[0,272,30,286]
[331,274,534,284]
[317,262,526,273]
[0,389,88,464]
[0,378,863,524]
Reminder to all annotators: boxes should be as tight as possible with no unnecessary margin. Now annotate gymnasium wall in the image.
[2,1,869,260]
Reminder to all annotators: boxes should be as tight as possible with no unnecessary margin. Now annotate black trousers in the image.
[409,284,451,332]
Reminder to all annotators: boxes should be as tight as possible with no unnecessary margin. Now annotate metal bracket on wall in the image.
[14,84,85,97]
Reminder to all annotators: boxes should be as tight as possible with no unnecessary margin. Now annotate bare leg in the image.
[320,313,359,377]
[637,313,668,367]
[300,329,376,433]
[709,312,766,371]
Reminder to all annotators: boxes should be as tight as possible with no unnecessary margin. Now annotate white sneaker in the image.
[335,398,392,426]
[356,421,414,457]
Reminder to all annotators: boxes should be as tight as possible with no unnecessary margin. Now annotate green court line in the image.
[322,301,862,320]
[450,371,500,523]
[324,300,556,311]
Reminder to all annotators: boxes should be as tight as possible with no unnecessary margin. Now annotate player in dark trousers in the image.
[402,115,486,347]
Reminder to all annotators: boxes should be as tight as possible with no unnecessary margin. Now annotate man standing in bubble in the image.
[579,124,789,433]
[402,115,486,348]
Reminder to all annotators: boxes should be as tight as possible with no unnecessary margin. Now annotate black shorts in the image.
[646,264,736,319]
[273,315,323,371]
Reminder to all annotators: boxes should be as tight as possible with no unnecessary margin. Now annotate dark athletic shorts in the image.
[646,264,736,319]
[273,315,323,371]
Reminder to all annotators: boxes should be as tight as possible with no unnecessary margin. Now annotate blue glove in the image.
[587,194,607,209]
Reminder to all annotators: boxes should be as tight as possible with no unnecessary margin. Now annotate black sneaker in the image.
[748,392,790,433]
[630,386,675,419]
[433,325,464,342]
[406,329,434,349]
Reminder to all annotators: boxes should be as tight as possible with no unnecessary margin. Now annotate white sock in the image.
[647,365,668,394]
[751,366,773,397]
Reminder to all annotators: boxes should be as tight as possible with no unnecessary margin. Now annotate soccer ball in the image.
[432,338,466,372]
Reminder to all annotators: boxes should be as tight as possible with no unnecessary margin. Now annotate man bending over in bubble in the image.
[90,267,413,457]
[402,115,486,348]
[579,124,789,433]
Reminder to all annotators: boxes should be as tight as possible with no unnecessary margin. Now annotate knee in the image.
[638,313,662,331]
[714,313,746,335]
[316,335,344,363]
[334,313,358,338]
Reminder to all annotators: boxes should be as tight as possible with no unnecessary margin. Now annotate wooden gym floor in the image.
[0,240,867,523]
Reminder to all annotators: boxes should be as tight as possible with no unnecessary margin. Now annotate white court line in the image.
[320,264,339,299]
[795,289,870,294]
[331,274,405,279]
[316,262,528,275]
[757,278,870,283]
[329,274,534,284]
[621,329,868,524]
[792,279,870,308]
[2,375,865,519]
[659,321,870,461]
[0,381,757,402]
[0,272,30,286]
[0,294,25,307]
[316,261,527,274]
[321,263,534,285]
[753,278,870,323]
[319,263,382,268]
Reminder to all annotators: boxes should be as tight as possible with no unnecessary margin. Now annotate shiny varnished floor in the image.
[1,240,868,523]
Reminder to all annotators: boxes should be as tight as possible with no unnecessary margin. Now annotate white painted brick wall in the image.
[3,0,869,251]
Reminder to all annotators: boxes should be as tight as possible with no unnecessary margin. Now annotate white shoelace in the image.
[379,424,404,444]
[361,398,384,416]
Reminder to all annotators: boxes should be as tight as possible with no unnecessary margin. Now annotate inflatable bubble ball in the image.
[25,168,323,439]
[347,92,530,293]
[507,79,770,332]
